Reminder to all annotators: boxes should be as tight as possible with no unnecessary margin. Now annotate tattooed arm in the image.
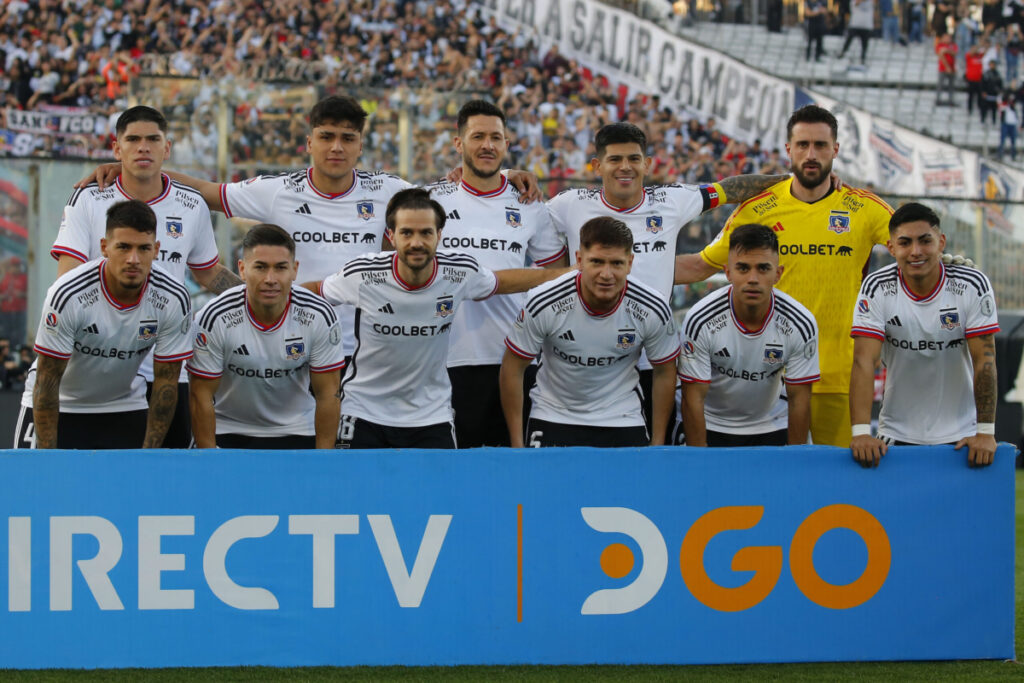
[32,354,69,449]
[143,360,183,448]
[191,262,242,295]
[955,334,997,467]
[718,174,789,205]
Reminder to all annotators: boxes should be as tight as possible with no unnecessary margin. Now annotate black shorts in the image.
[15,406,148,449]
[525,418,648,448]
[337,416,456,450]
[706,428,788,447]
[215,433,315,449]
[449,364,538,448]
[146,381,191,449]
[638,368,678,446]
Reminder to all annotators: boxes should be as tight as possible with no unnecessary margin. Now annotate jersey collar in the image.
[728,285,775,336]
[245,291,291,332]
[575,271,626,317]
[460,176,508,197]
[898,263,945,303]
[99,260,148,311]
[392,252,438,291]
[306,168,357,199]
[115,173,172,205]
[599,189,645,214]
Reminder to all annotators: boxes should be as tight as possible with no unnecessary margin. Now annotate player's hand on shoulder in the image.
[74,162,122,190]
[941,253,976,268]
[954,433,996,467]
[850,434,887,468]
[830,171,843,191]
[445,166,463,184]
[506,169,542,203]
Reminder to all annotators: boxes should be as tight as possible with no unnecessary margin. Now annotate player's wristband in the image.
[976,423,995,435]
[851,424,872,438]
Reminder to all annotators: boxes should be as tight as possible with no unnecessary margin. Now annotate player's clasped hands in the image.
[954,433,996,468]
[850,434,887,468]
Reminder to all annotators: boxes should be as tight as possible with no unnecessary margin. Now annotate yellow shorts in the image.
[811,393,851,448]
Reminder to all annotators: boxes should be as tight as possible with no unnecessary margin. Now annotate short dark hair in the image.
[457,99,506,135]
[385,188,446,232]
[579,216,633,252]
[594,123,647,158]
[889,202,941,234]
[309,95,368,132]
[115,105,168,136]
[786,104,838,142]
[106,199,156,235]
[729,224,779,254]
[241,223,295,257]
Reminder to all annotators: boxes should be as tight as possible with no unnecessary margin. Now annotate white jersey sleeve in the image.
[851,280,888,340]
[677,311,714,384]
[181,194,220,271]
[320,259,364,307]
[466,262,499,301]
[963,273,1000,338]
[51,187,100,263]
[33,286,80,360]
[187,308,226,379]
[504,302,547,361]
[640,297,681,365]
[526,205,567,265]
[545,189,578,255]
[306,297,346,373]
[219,174,279,220]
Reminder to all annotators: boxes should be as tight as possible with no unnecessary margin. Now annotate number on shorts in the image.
[528,430,543,448]
[337,415,356,444]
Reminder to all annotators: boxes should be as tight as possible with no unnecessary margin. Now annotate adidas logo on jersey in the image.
[714,347,731,357]
[446,210,461,220]
[294,203,312,215]
[378,303,395,314]
[82,323,99,334]
[887,316,902,327]
[233,345,250,355]
[558,330,576,342]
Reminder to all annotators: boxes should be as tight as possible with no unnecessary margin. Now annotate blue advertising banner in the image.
[0,445,1015,668]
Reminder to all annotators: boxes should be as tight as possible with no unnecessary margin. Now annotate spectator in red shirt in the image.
[935,32,959,107]
[964,42,985,113]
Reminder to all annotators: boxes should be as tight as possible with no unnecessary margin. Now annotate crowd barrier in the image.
[0,444,1016,668]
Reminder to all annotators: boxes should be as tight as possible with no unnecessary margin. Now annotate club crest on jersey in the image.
[763,345,784,364]
[357,202,374,221]
[646,215,664,234]
[828,210,850,235]
[285,339,305,360]
[616,332,637,350]
[436,296,454,318]
[165,218,183,239]
[138,321,158,341]
[858,299,870,314]
[940,308,961,330]
[505,209,522,227]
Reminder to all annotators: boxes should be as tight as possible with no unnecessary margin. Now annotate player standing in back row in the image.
[426,100,567,448]
[849,202,999,467]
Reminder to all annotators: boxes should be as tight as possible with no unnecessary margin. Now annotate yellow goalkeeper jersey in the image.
[701,179,892,393]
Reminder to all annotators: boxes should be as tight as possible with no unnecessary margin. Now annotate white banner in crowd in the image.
[809,89,1024,242]
[4,107,107,136]
[476,0,794,151]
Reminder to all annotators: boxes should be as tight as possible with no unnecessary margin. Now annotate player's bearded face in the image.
[456,115,507,180]
[577,244,633,311]
[101,228,158,292]
[307,121,363,180]
[786,122,837,190]
[391,208,440,274]
[595,143,650,206]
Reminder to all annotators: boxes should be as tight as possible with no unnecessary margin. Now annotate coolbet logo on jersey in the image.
[940,309,961,330]
[436,297,454,317]
[646,216,664,234]
[357,202,374,220]
[285,339,305,360]
[166,218,183,239]
[505,209,521,227]
[828,211,851,235]
[580,504,890,615]
[138,321,158,341]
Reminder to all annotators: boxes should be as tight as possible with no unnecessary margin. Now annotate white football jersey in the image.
[547,183,723,298]
[678,286,820,434]
[320,250,498,427]
[425,177,566,366]
[32,259,192,414]
[851,263,1000,444]
[221,168,413,356]
[505,271,681,427]
[188,285,345,437]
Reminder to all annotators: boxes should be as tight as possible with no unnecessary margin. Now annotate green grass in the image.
[4,472,1023,681]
